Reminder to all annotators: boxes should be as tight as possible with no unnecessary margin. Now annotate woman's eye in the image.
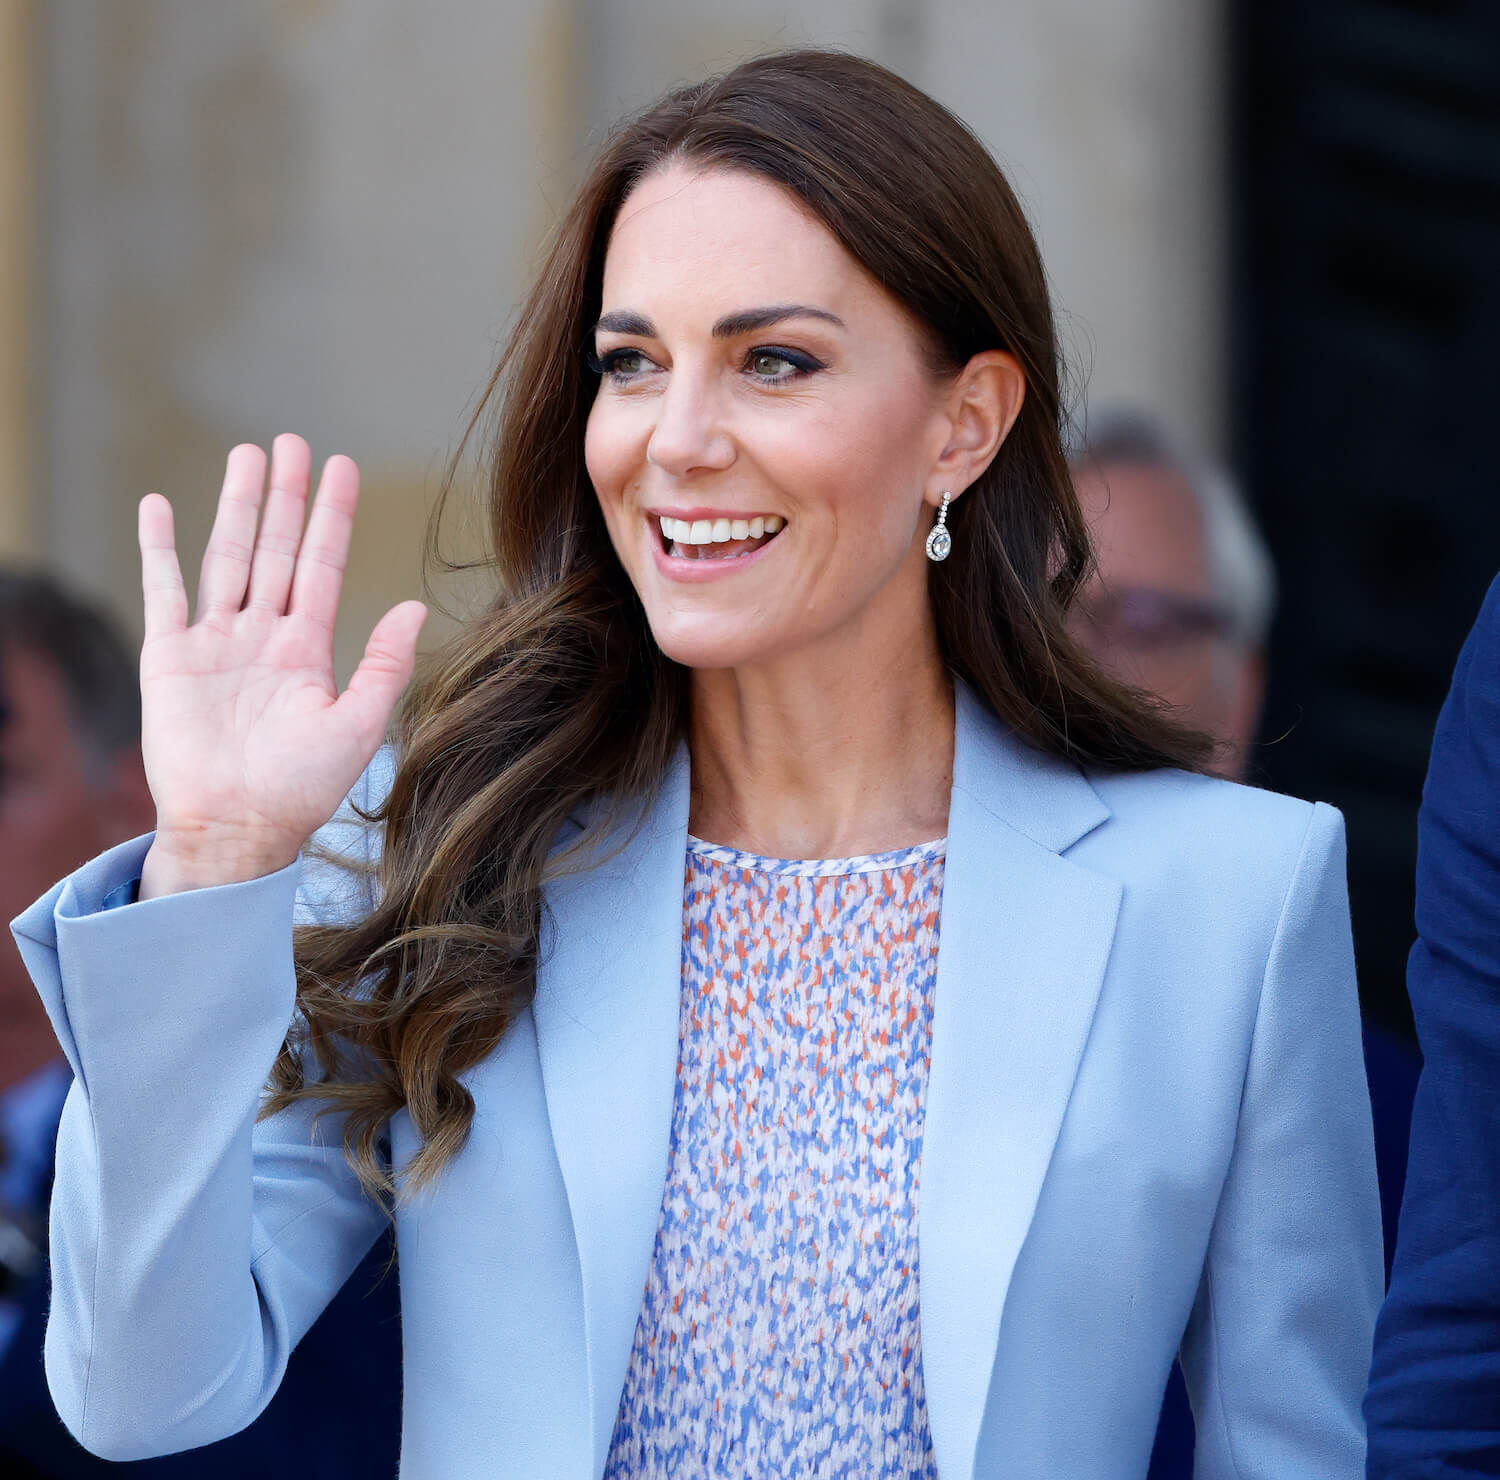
[589,344,821,385]
[746,348,818,382]
[590,348,654,383]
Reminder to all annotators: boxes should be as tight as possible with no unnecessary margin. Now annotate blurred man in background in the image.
[0,568,400,1478]
[1068,412,1420,1478]
[1069,412,1272,782]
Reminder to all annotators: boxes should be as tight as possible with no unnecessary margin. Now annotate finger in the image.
[138,494,188,639]
[195,443,269,621]
[288,454,361,634]
[245,433,313,615]
[335,600,428,751]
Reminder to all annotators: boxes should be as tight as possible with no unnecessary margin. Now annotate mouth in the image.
[654,513,786,562]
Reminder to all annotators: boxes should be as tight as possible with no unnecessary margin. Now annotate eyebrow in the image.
[592,304,846,339]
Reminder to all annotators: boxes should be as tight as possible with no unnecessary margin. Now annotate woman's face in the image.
[585,163,960,673]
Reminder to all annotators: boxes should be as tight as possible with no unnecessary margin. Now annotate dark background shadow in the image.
[1235,0,1500,1045]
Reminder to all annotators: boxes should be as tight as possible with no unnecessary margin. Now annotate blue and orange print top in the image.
[604,834,946,1478]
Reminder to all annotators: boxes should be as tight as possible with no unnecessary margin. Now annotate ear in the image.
[925,350,1027,508]
[99,744,157,840]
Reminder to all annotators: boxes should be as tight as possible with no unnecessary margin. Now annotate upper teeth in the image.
[659,514,783,544]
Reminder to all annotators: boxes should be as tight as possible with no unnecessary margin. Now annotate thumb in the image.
[336,599,428,749]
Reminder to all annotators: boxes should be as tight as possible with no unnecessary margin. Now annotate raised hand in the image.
[137,435,427,898]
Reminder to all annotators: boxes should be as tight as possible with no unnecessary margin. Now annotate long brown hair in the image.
[271,48,1210,1195]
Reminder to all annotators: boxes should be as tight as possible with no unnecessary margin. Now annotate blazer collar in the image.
[532,686,1121,1478]
[949,681,1111,852]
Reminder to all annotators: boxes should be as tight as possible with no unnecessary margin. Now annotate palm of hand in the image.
[137,436,426,893]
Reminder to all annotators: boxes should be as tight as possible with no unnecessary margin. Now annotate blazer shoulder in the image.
[1082,766,1337,909]
[1090,764,1319,833]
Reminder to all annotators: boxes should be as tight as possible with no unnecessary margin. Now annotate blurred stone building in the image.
[0,0,1227,676]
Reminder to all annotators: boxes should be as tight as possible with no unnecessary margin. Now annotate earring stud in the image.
[925,492,953,562]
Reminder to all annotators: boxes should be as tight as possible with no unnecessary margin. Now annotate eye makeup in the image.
[586,344,826,387]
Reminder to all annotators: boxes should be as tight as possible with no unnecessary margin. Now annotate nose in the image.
[646,364,735,478]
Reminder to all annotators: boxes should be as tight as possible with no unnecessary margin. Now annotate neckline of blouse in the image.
[684,835,947,879]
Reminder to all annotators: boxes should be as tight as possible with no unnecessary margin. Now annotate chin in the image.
[645,612,786,672]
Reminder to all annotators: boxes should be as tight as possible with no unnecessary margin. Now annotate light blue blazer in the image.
[13,687,1381,1478]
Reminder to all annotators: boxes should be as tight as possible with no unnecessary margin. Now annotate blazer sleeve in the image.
[7,759,394,1463]
[1366,576,1500,1474]
[1180,801,1383,1479]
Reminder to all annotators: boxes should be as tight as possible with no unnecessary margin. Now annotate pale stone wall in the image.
[0,0,37,558]
[41,0,580,672]
[33,0,1225,672]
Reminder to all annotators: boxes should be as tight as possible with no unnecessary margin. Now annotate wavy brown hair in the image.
[269,48,1211,1195]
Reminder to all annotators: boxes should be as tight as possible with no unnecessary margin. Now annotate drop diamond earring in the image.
[925,492,953,562]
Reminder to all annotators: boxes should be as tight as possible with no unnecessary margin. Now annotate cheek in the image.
[582,404,617,502]
[782,391,936,548]
[582,402,647,571]
[584,398,645,509]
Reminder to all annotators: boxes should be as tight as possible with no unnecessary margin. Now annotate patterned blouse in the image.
[604,834,947,1478]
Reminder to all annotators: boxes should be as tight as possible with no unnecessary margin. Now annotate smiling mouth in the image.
[656,514,785,561]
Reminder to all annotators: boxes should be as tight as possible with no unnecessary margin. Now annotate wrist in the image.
[140,827,300,899]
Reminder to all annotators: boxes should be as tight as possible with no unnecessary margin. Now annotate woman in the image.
[14,50,1378,1479]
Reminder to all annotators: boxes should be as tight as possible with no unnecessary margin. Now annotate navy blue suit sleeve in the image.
[1367,574,1500,1477]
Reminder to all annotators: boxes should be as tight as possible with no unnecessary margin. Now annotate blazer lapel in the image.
[920,688,1122,1480]
[532,747,691,1476]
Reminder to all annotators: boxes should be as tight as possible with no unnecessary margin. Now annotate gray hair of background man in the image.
[0,569,141,774]
[1071,410,1278,648]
